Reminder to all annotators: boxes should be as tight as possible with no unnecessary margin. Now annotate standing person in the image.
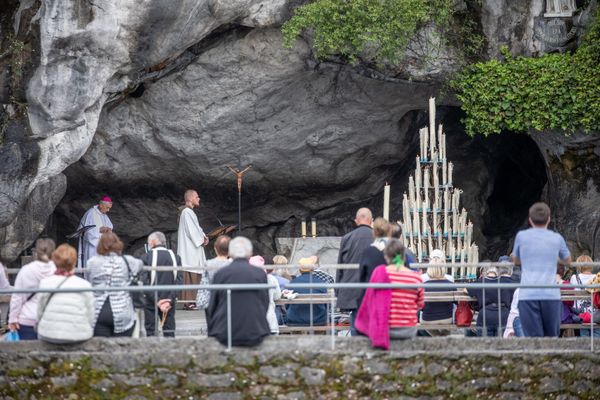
[87,232,142,337]
[358,218,390,285]
[337,207,374,336]
[177,189,208,310]
[36,244,95,343]
[140,232,182,338]
[207,237,270,347]
[511,202,571,337]
[196,235,231,318]
[355,239,424,350]
[8,239,56,340]
[77,196,113,268]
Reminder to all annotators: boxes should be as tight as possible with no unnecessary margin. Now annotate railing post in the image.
[482,277,487,337]
[591,290,594,352]
[154,289,158,337]
[227,289,232,352]
[330,287,335,350]
[497,286,502,338]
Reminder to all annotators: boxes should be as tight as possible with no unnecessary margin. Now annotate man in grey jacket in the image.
[336,208,373,336]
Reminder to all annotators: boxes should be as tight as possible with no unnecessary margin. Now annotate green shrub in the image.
[282,0,454,64]
[451,11,600,136]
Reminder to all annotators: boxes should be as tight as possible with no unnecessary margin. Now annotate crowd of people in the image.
[1,195,599,348]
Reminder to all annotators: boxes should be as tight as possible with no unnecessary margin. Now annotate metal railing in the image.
[1,281,598,351]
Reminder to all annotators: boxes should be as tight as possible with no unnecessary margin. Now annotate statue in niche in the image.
[544,0,577,17]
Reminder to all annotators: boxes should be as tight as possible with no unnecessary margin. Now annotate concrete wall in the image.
[0,337,599,399]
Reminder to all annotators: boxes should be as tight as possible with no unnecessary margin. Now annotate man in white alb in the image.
[177,190,209,309]
[77,196,113,268]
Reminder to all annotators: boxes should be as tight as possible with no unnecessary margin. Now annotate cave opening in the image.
[482,132,548,257]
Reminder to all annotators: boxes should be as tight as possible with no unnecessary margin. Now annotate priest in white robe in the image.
[77,196,113,269]
[177,189,208,309]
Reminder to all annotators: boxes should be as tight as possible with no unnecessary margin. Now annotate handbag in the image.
[122,256,145,309]
[455,301,474,327]
[196,271,210,309]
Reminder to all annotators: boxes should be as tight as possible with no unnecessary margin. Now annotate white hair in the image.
[148,231,167,246]
[228,237,253,259]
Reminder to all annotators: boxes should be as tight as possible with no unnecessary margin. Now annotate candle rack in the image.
[401,97,479,277]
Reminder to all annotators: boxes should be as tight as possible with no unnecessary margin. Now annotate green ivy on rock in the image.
[282,0,454,64]
[451,10,600,136]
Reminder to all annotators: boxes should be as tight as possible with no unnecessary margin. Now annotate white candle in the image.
[429,97,436,155]
[471,245,479,277]
[438,124,443,153]
[452,208,458,235]
[301,221,307,238]
[441,134,446,160]
[413,206,420,235]
[433,163,439,211]
[443,206,448,235]
[460,209,467,236]
[442,159,447,186]
[311,218,317,238]
[422,202,427,235]
[415,158,421,189]
[424,167,429,194]
[448,162,453,187]
[423,127,429,161]
[383,183,390,221]
[408,176,415,209]
[450,245,456,265]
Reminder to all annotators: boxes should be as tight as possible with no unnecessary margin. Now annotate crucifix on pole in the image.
[227,164,252,233]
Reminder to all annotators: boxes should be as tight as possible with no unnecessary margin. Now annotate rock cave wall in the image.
[0,0,599,264]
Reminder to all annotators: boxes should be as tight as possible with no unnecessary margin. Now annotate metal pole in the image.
[591,291,594,352]
[497,285,502,337]
[227,289,232,351]
[482,277,486,337]
[330,289,335,350]
[238,189,241,233]
[154,290,159,337]
[309,273,313,335]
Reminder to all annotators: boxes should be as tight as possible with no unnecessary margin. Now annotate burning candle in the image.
[383,183,390,221]
[311,218,317,238]
[301,221,307,238]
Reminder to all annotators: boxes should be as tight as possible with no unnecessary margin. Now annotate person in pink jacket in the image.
[355,239,424,350]
[8,239,56,340]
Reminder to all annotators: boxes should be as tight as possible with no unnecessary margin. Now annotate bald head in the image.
[355,207,373,226]
[184,190,200,208]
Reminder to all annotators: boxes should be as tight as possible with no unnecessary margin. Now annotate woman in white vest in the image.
[37,244,95,343]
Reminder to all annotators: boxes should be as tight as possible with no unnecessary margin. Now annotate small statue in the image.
[545,0,576,17]
[227,164,253,192]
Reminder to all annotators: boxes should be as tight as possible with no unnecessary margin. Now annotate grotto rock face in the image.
[0,0,599,262]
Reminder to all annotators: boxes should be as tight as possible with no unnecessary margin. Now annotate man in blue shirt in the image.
[511,202,571,337]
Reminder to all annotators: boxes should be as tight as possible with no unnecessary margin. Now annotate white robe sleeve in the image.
[81,209,101,248]
[183,209,206,248]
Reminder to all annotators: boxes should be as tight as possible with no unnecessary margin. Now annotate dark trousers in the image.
[349,309,358,336]
[17,325,37,340]
[94,299,135,337]
[144,305,176,337]
[518,300,561,337]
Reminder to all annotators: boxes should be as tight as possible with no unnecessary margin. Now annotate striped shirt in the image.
[386,267,424,328]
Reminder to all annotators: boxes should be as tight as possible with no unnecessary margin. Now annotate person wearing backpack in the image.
[37,244,95,343]
[8,239,56,340]
[140,231,182,337]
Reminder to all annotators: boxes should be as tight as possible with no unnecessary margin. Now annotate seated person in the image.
[207,237,270,347]
[420,264,454,336]
[467,263,515,337]
[285,256,327,326]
